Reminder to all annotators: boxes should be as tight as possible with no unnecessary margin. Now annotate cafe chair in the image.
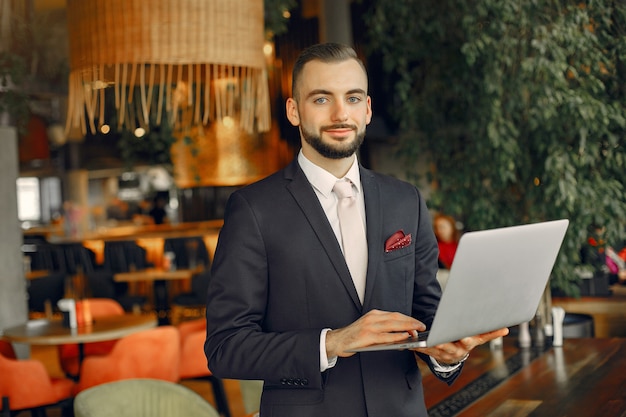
[23,242,67,274]
[88,241,151,312]
[60,243,99,276]
[0,340,75,417]
[103,240,152,272]
[27,272,66,318]
[165,237,211,324]
[57,298,126,378]
[178,318,230,417]
[75,326,180,394]
[239,380,263,416]
[170,268,210,324]
[163,236,210,270]
[73,378,219,417]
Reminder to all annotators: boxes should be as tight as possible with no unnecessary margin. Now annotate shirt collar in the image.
[297,150,362,199]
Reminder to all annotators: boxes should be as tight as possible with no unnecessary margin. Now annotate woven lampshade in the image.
[65,0,270,136]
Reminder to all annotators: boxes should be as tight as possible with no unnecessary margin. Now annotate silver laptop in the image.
[349,219,569,352]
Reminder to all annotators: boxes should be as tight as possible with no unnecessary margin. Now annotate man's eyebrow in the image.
[305,88,368,99]
[346,88,368,96]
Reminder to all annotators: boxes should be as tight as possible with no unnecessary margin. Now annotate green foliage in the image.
[114,91,176,170]
[264,0,298,39]
[365,0,626,296]
[117,122,175,170]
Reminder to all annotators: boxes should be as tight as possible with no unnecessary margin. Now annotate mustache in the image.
[322,124,357,131]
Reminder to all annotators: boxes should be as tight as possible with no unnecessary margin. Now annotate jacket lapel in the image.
[284,160,363,310]
[360,167,383,307]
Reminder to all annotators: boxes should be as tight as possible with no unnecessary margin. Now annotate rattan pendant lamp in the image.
[65,0,271,137]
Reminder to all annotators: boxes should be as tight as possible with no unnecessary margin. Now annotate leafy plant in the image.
[265,0,298,39]
[365,0,626,296]
[109,89,176,169]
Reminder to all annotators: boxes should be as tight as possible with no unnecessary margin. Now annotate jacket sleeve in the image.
[204,190,324,389]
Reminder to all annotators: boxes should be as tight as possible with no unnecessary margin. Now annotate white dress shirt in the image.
[297,151,461,374]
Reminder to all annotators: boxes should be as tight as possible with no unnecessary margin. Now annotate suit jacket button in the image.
[302,378,309,386]
[280,378,288,385]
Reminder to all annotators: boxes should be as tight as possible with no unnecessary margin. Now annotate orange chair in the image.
[75,325,180,394]
[0,340,75,417]
[178,318,231,417]
[58,298,126,378]
[0,340,16,359]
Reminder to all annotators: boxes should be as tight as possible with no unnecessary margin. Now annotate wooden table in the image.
[2,314,157,345]
[114,268,197,325]
[2,313,157,379]
[552,285,626,337]
[421,336,626,417]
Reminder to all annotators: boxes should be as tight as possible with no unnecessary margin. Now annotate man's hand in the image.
[326,310,426,358]
[414,327,510,365]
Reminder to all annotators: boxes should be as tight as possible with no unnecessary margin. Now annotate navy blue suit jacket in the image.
[205,159,459,417]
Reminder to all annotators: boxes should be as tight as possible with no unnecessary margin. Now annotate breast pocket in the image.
[383,244,414,261]
[376,245,415,312]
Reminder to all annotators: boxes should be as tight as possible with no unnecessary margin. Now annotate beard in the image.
[300,124,366,159]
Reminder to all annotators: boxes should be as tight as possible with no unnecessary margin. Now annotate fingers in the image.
[460,327,509,348]
[327,310,426,358]
[415,342,468,365]
[415,327,510,363]
[360,310,427,333]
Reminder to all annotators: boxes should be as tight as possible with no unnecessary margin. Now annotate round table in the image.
[2,313,157,380]
[2,313,157,345]
[114,268,199,325]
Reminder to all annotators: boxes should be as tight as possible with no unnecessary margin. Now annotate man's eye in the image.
[347,96,362,103]
[314,97,328,104]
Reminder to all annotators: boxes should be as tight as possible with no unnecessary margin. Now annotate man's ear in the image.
[286,98,300,126]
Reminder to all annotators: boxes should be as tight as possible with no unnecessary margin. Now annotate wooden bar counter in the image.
[552,285,626,338]
[41,220,222,266]
[420,336,626,417]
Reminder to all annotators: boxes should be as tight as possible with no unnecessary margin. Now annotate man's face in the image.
[286,59,372,160]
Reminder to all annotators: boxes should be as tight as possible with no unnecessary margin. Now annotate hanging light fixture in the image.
[65,0,271,137]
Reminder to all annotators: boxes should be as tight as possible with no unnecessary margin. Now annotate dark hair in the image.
[291,43,367,100]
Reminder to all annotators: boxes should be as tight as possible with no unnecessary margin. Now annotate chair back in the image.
[23,242,67,273]
[58,298,126,376]
[91,241,149,311]
[163,237,210,269]
[177,319,233,417]
[74,378,219,417]
[103,241,150,273]
[76,326,180,393]
[177,318,209,379]
[0,351,74,411]
[82,298,125,317]
[27,272,66,313]
[62,244,98,275]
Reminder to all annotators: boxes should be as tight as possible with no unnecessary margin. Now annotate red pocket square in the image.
[385,230,412,252]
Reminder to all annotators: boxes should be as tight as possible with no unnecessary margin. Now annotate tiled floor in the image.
[30,344,251,417]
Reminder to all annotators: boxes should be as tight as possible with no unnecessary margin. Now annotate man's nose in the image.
[331,102,348,122]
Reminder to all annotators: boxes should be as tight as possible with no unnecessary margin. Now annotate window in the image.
[16,177,41,222]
